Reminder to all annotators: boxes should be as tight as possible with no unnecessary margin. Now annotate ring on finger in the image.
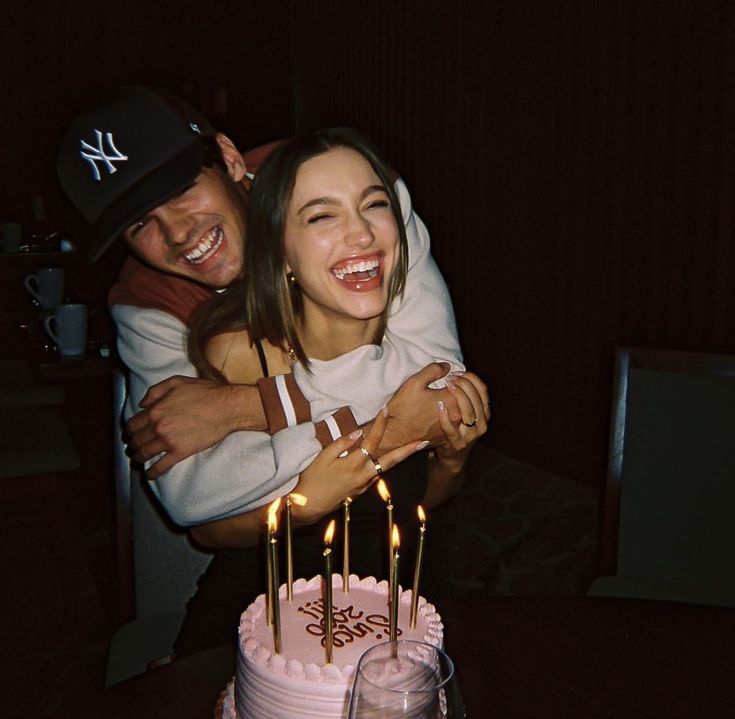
[360,446,384,475]
[462,418,478,428]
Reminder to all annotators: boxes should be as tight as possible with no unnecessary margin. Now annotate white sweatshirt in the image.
[111,178,463,526]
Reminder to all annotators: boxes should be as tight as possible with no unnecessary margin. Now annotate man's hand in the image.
[375,363,462,454]
[126,376,266,479]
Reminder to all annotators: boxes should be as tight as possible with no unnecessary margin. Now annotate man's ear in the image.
[215,133,247,182]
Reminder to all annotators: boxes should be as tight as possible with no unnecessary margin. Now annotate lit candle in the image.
[342,497,352,592]
[285,493,307,601]
[389,524,400,655]
[265,498,281,626]
[410,505,427,628]
[323,519,336,664]
[267,505,282,654]
[376,480,394,590]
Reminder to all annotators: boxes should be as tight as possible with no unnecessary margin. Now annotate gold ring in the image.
[462,418,478,428]
[360,447,384,475]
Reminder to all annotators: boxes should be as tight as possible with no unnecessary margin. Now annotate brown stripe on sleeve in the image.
[282,374,311,424]
[256,373,313,434]
[256,376,288,434]
[313,407,359,449]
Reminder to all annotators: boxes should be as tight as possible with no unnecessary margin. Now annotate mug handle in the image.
[43,315,59,345]
[24,274,42,303]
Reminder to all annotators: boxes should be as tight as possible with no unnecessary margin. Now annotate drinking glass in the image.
[348,640,456,718]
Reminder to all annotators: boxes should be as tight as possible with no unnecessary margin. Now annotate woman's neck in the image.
[297,310,382,361]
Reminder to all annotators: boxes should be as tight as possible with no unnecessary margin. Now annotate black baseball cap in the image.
[57,86,216,262]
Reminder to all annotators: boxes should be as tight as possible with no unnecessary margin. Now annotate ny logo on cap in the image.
[80,130,129,182]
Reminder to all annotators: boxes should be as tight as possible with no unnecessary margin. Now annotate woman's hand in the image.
[423,371,490,508]
[191,407,426,549]
[436,371,490,463]
[291,407,427,526]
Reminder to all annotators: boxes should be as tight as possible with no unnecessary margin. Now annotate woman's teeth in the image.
[185,227,223,264]
[332,257,379,281]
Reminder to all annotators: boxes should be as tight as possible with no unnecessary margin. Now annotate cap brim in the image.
[88,143,203,262]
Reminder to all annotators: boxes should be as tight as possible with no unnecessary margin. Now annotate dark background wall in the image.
[2,0,733,491]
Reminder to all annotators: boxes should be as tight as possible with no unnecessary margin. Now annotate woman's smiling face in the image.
[283,146,399,327]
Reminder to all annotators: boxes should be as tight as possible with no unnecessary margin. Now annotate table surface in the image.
[80,595,735,718]
[36,353,115,381]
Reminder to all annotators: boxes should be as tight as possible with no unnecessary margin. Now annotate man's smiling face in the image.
[123,156,248,288]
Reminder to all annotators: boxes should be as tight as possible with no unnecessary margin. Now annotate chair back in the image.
[590,346,735,607]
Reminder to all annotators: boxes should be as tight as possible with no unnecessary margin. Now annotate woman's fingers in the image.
[331,428,365,459]
[437,398,464,450]
[446,377,478,427]
[458,371,491,421]
[361,405,388,455]
[349,406,390,483]
[348,438,430,496]
[447,373,489,428]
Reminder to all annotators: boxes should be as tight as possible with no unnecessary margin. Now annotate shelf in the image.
[0,250,79,267]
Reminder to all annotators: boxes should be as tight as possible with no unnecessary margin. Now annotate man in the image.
[57,86,468,527]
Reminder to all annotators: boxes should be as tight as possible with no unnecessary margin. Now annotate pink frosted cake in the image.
[220,574,443,719]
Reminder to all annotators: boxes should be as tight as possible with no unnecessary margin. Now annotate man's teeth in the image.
[185,228,223,264]
[333,258,379,280]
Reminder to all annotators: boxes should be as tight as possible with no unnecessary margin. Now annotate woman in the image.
[174,128,488,655]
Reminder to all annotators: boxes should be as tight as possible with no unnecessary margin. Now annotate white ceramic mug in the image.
[0,221,21,253]
[24,267,65,310]
[43,303,87,359]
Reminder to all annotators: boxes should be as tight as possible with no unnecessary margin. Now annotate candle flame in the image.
[377,479,391,503]
[417,505,426,523]
[289,492,308,506]
[267,497,281,532]
[324,519,336,545]
[391,524,400,549]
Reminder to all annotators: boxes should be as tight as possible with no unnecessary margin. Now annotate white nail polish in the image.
[416,440,429,450]
[338,450,349,458]
[348,429,363,440]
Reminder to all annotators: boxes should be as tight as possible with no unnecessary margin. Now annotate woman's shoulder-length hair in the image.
[189,127,409,381]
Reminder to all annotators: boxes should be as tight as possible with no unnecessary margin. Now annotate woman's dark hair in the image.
[189,127,409,382]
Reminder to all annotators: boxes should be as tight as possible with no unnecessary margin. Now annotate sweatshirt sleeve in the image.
[111,304,324,526]
[256,373,359,444]
[389,178,465,369]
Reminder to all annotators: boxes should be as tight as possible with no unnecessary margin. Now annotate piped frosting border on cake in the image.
[238,575,443,681]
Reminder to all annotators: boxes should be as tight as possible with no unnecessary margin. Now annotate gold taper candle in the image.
[323,519,336,664]
[376,480,393,591]
[389,524,400,655]
[410,505,427,628]
[285,496,293,602]
[342,497,352,592]
[285,493,307,601]
[265,521,272,625]
[268,511,282,654]
[265,498,281,626]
